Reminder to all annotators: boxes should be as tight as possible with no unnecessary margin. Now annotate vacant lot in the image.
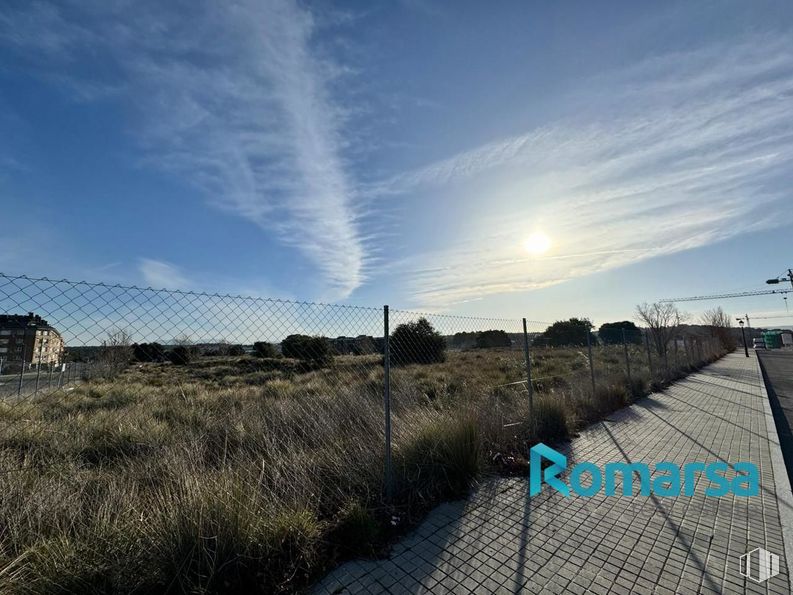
[0,343,724,594]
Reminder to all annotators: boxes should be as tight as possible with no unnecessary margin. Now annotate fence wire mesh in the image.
[0,273,729,593]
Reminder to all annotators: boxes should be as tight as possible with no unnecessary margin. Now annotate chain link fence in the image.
[0,273,728,593]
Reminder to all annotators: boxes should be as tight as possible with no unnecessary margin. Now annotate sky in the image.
[1,0,793,329]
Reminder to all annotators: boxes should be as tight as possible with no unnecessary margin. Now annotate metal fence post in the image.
[621,328,632,390]
[17,341,27,397]
[48,363,53,390]
[383,305,393,502]
[521,318,534,435]
[586,329,596,397]
[34,342,43,394]
[644,331,654,381]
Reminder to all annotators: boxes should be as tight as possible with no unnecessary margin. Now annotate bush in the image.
[253,341,277,358]
[167,346,192,366]
[391,318,446,365]
[133,342,165,362]
[228,345,245,356]
[280,335,331,365]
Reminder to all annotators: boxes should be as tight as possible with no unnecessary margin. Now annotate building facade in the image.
[0,313,64,367]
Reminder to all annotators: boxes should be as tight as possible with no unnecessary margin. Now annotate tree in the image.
[534,318,593,347]
[700,307,737,351]
[390,317,446,365]
[635,302,687,363]
[475,330,512,349]
[598,321,641,345]
[281,335,331,365]
[253,341,277,358]
[228,345,245,356]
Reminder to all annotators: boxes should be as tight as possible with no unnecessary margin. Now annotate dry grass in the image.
[0,343,727,593]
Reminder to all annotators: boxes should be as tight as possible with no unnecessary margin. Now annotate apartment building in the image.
[0,313,64,366]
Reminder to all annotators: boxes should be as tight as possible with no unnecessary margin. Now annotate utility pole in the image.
[739,320,748,357]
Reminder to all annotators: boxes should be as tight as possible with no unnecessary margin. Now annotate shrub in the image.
[253,341,277,358]
[228,345,245,356]
[167,346,192,366]
[391,318,446,365]
[133,342,165,362]
[280,335,331,365]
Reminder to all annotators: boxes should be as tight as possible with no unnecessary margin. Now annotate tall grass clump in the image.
[395,414,482,510]
[532,396,569,442]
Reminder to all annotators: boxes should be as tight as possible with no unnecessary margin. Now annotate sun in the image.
[523,231,551,255]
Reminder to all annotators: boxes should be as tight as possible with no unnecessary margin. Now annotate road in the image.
[314,354,793,594]
[0,367,76,399]
[758,350,793,493]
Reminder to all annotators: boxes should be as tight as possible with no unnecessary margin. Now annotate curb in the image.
[755,351,793,594]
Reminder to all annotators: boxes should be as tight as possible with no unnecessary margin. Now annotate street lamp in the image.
[739,320,749,357]
[767,269,793,289]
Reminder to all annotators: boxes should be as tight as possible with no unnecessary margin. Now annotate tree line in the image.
[89,303,737,372]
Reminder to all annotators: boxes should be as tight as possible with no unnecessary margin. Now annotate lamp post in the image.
[767,269,793,289]
[739,320,749,357]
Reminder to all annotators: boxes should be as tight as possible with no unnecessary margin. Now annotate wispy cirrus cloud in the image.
[382,36,793,308]
[138,258,190,290]
[0,0,365,299]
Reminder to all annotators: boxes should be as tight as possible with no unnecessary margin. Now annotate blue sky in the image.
[1,0,793,327]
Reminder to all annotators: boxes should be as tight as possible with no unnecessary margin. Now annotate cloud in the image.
[138,258,189,290]
[0,0,365,299]
[382,36,793,307]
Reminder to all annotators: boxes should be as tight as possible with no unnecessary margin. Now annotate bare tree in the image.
[635,302,688,365]
[700,307,736,351]
[173,334,193,347]
[99,328,133,376]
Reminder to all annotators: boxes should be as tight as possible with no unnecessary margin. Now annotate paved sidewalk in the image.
[313,354,792,594]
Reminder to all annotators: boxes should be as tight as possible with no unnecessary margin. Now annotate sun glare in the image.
[523,232,551,255]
